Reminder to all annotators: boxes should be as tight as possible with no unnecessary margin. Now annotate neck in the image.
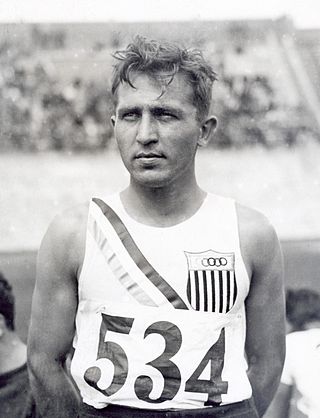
[0,331,27,374]
[121,176,206,227]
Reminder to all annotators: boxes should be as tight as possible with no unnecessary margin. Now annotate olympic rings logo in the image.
[201,257,228,267]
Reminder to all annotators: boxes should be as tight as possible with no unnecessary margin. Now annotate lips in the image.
[135,152,164,159]
[135,152,164,166]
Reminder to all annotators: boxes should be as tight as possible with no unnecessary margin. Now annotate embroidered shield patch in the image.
[185,250,237,313]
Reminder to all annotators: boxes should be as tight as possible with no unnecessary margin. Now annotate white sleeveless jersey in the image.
[71,193,252,410]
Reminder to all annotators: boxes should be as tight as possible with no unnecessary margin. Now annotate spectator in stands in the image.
[0,35,317,151]
[265,288,320,418]
[0,272,37,418]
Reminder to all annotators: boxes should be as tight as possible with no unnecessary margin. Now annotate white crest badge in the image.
[184,250,237,313]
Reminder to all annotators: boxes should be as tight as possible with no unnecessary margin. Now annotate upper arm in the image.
[237,204,286,367]
[28,205,88,366]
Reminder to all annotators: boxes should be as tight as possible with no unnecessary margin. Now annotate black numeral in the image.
[84,313,134,396]
[84,315,227,404]
[134,321,182,403]
[185,328,228,404]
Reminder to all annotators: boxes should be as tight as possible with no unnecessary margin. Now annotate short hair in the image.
[286,288,320,331]
[111,36,218,120]
[0,272,15,331]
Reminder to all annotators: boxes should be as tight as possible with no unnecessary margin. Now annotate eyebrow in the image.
[152,105,184,117]
[117,106,141,116]
[117,105,184,117]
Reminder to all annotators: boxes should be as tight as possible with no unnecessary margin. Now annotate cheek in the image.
[115,133,129,157]
[173,130,199,154]
[116,141,130,160]
[115,122,138,141]
[115,127,130,149]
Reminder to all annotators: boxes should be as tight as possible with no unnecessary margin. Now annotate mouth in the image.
[135,152,164,159]
[135,152,165,165]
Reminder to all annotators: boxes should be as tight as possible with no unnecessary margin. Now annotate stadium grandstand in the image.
[0,17,319,151]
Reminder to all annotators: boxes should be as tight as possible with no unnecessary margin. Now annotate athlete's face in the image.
[112,72,216,188]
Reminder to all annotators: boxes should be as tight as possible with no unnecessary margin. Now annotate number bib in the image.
[71,300,249,410]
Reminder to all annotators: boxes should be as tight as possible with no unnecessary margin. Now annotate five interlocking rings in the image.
[201,257,228,267]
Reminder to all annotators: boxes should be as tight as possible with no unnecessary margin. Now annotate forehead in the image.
[115,72,195,111]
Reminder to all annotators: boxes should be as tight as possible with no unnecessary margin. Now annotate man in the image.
[0,272,36,417]
[28,36,285,417]
[265,288,320,418]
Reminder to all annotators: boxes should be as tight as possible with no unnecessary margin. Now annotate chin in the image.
[132,171,173,189]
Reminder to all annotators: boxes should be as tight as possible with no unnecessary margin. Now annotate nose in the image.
[136,113,158,145]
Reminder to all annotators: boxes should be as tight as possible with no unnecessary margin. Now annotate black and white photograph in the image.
[0,1,319,417]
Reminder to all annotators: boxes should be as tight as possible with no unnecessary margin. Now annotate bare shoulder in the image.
[235,203,282,277]
[236,203,278,244]
[39,201,90,279]
[47,201,89,239]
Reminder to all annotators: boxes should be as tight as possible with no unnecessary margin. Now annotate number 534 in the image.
[84,313,228,405]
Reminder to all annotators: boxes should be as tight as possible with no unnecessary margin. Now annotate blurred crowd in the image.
[0,39,319,152]
[213,73,319,148]
[0,43,113,152]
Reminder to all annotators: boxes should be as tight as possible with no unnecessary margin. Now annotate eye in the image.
[120,111,140,121]
[161,113,176,120]
[154,110,178,121]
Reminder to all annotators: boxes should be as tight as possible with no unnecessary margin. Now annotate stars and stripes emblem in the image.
[185,250,238,313]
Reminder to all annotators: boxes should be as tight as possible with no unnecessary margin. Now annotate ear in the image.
[197,116,217,148]
[111,115,116,127]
